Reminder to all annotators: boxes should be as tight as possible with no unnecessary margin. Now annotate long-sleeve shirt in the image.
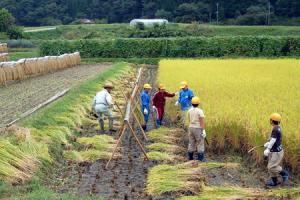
[140,90,150,111]
[92,89,113,109]
[178,88,194,111]
[152,91,175,108]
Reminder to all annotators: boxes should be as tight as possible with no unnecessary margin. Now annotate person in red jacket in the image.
[152,84,175,128]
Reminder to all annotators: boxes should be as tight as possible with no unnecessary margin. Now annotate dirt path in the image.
[0,64,111,127]
[54,67,158,199]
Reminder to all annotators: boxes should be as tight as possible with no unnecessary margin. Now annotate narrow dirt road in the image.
[56,67,158,199]
[0,64,111,127]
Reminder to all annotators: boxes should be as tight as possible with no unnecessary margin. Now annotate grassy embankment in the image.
[0,62,129,199]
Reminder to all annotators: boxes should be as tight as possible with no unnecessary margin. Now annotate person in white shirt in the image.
[92,83,116,133]
[187,96,206,161]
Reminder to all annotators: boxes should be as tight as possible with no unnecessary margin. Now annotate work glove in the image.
[175,101,179,106]
[264,148,270,157]
[144,108,148,115]
[264,142,270,148]
[202,130,206,138]
[113,105,117,111]
[175,91,179,96]
[152,106,157,112]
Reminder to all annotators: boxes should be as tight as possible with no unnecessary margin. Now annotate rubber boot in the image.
[156,120,161,128]
[109,118,117,133]
[99,119,105,134]
[142,125,147,131]
[267,177,278,187]
[188,152,194,160]
[279,170,289,183]
[198,152,206,162]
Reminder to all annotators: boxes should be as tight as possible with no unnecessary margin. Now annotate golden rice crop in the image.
[158,59,300,172]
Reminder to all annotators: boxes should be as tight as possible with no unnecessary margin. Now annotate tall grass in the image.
[158,59,300,172]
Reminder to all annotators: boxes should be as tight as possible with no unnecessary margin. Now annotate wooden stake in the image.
[126,121,149,160]
[105,124,127,169]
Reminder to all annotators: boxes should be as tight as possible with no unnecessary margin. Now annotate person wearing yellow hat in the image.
[140,83,152,131]
[187,96,206,161]
[152,84,175,128]
[264,113,289,187]
[175,81,194,111]
[92,82,116,134]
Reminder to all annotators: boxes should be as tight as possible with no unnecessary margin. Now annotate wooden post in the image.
[126,121,149,160]
[105,124,127,169]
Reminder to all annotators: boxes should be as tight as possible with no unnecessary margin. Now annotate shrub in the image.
[7,26,24,39]
[7,40,35,48]
[40,36,300,58]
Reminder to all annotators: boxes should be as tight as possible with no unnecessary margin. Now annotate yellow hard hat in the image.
[270,113,281,122]
[144,83,152,89]
[180,81,188,89]
[191,96,200,105]
[159,84,165,90]
[104,82,114,89]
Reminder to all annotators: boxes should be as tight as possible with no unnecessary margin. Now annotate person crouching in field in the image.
[264,113,289,187]
[152,84,175,128]
[92,83,117,134]
[187,97,206,162]
[140,83,152,131]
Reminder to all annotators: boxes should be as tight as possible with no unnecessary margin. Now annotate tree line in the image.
[0,0,299,26]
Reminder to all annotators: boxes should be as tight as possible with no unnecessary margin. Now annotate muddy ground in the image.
[0,64,111,128]
[52,67,158,199]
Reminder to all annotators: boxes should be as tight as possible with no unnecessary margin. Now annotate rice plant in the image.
[158,59,300,172]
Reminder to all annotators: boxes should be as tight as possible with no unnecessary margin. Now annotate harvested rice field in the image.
[0,64,111,128]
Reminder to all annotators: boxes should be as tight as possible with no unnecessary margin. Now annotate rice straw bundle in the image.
[0,63,7,85]
[23,58,35,75]
[1,62,15,81]
[0,53,9,62]
[0,43,8,53]
[15,60,26,80]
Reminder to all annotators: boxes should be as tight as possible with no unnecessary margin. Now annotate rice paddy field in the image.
[158,59,300,172]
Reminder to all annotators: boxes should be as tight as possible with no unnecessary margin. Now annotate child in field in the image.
[187,97,206,161]
[264,113,289,187]
[152,84,175,128]
[140,83,152,131]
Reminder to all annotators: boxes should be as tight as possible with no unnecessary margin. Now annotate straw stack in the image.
[0,52,81,85]
[0,53,10,62]
[0,43,8,53]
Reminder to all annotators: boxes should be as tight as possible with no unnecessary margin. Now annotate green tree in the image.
[0,8,15,32]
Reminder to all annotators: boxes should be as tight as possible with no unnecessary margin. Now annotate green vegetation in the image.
[64,135,118,163]
[0,63,129,198]
[23,24,300,41]
[1,0,299,26]
[40,36,300,59]
[8,48,39,61]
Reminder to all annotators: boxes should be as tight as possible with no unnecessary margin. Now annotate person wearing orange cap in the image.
[152,84,175,128]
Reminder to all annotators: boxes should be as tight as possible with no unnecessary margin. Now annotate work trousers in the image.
[188,127,205,153]
[267,150,284,177]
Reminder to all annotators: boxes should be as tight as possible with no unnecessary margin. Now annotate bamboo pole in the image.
[105,124,127,169]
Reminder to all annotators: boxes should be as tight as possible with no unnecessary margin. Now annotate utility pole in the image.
[216,2,219,25]
[268,0,271,25]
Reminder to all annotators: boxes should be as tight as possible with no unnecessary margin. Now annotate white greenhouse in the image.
[129,19,169,27]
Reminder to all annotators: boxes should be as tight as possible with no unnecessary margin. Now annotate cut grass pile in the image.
[64,135,118,163]
[158,59,300,172]
[145,127,186,162]
[179,186,255,200]
[146,161,203,196]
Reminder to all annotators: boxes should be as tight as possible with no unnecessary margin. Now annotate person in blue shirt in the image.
[175,81,194,111]
[141,83,152,131]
